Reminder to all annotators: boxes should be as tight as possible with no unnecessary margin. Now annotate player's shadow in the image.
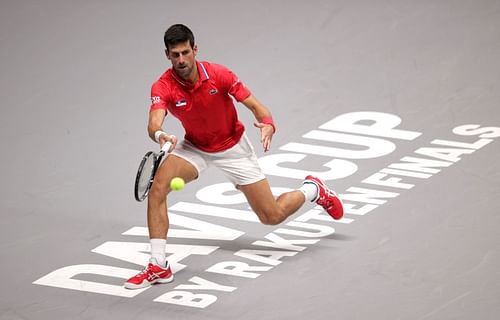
[205,231,356,253]
[327,233,356,241]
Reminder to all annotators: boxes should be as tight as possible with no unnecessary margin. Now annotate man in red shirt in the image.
[125,24,344,289]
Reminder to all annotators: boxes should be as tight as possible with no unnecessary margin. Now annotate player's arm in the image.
[241,94,276,152]
[148,108,177,150]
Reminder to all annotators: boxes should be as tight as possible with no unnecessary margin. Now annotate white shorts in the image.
[171,133,266,186]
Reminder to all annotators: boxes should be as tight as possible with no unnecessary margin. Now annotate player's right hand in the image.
[159,133,177,152]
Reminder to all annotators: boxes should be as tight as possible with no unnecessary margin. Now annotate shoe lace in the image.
[135,264,153,278]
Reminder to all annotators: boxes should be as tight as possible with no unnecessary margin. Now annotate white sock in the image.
[150,238,167,266]
[299,182,319,202]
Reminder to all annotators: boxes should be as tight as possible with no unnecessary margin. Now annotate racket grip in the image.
[161,141,173,153]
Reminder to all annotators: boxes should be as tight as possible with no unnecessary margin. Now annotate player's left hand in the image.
[254,122,274,152]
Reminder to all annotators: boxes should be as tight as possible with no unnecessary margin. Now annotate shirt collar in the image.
[170,61,209,88]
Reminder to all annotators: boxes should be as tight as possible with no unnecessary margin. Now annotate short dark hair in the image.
[164,24,195,52]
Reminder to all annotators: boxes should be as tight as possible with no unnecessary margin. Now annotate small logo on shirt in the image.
[175,99,187,107]
[209,89,218,95]
[151,96,161,104]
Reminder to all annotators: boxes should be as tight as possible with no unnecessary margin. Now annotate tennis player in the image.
[125,24,344,289]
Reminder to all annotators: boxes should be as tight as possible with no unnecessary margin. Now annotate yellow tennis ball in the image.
[170,177,185,191]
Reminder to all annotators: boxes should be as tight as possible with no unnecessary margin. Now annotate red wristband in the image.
[261,116,276,133]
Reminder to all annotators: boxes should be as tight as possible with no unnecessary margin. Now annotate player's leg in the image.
[208,134,301,224]
[239,176,344,224]
[147,154,199,239]
[212,133,343,224]
[125,145,204,290]
[238,178,306,225]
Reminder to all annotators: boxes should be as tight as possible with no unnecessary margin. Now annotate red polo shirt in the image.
[150,61,251,152]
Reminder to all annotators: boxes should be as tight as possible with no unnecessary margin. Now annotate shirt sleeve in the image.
[215,64,251,102]
[149,80,169,113]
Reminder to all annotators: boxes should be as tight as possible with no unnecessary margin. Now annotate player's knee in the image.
[148,182,170,201]
[256,209,283,225]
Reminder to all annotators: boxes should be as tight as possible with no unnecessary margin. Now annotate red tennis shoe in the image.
[124,258,174,289]
[304,175,344,220]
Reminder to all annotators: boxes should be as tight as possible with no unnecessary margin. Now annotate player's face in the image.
[166,41,197,81]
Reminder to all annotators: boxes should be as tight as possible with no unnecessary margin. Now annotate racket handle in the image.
[161,141,172,153]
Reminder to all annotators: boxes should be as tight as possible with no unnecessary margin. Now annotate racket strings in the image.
[135,150,165,201]
[138,155,157,196]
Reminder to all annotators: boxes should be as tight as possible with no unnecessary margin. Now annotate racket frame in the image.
[134,141,172,202]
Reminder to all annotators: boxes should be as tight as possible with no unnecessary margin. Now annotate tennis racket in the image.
[134,141,172,202]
